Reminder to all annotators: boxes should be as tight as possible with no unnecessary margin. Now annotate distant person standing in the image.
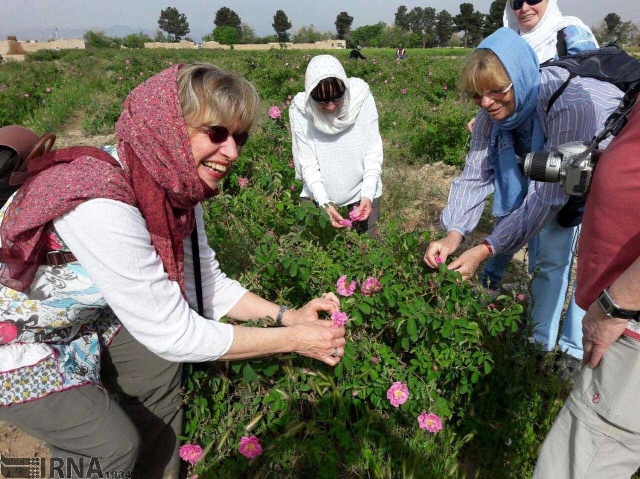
[395,45,406,60]
[349,45,366,60]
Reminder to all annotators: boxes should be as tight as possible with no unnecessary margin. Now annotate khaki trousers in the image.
[0,327,183,479]
[534,335,640,479]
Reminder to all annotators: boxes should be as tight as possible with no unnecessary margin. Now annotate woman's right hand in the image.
[324,204,347,229]
[466,117,476,133]
[291,320,346,366]
[423,231,464,268]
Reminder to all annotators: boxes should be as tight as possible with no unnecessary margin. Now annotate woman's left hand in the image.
[354,198,372,221]
[447,245,491,281]
[285,293,341,326]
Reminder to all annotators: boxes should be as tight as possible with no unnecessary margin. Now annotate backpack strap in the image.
[545,73,575,115]
[190,225,203,316]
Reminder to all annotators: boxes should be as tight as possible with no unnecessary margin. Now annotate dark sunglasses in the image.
[312,91,345,105]
[510,0,543,10]
[205,125,249,147]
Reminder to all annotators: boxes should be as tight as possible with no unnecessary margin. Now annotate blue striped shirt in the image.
[442,66,623,255]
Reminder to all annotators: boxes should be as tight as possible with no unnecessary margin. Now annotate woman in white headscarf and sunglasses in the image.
[290,55,384,235]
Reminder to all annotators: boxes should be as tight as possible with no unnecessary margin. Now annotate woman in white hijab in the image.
[479,0,598,372]
[290,55,383,234]
[503,0,597,62]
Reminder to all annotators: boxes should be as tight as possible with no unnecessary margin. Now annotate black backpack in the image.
[541,46,640,227]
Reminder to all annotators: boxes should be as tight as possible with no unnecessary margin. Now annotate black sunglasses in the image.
[205,125,249,147]
[312,91,345,105]
[510,0,543,10]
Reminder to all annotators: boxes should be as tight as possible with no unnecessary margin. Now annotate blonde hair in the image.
[459,50,512,105]
[177,63,260,133]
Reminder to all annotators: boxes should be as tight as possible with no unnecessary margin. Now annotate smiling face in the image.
[460,49,516,122]
[472,84,516,121]
[187,124,243,191]
[513,0,549,33]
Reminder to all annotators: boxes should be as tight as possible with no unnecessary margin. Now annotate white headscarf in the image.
[503,0,596,62]
[292,55,370,135]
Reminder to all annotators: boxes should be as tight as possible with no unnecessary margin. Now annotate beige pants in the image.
[0,327,183,479]
[535,335,640,479]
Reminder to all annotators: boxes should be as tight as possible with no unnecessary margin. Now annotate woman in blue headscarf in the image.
[424,28,621,330]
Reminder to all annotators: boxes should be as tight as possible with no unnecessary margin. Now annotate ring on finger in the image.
[331,347,338,357]
[322,293,327,299]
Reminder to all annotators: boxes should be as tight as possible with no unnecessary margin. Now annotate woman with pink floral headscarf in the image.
[0,63,345,478]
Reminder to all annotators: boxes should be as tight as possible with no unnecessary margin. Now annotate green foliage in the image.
[349,23,386,48]
[83,30,121,49]
[213,26,240,46]
[157,6,190,42]
[122,32,152,49]
[272,10,293,43]
[214,7,242,34]
[483,0,508,37]
[335,12,354,40]
[292,25,325,44]
[454,3,485,48]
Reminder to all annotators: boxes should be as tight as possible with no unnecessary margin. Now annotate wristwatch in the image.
[596,288,640,320]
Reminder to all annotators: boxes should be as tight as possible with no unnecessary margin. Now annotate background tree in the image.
[436,10,456,47]
[213,26,240,45]
[214,7,242,35]
[455,3,484,47]
[122,32,152,49]
[394,6,411,31]
[483,0,507,37]
[406,6,437,48]
[272,10,293,42]
[335,12,354,40]
[593,13,639,45]
[293,25,325,44]
[348,22,386,48]
[83,30,121,49]
[157,7,190,42]
[239,23,257,44]
[153,30,169,42]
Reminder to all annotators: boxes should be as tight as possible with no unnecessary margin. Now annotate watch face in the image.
[597,290,640,320]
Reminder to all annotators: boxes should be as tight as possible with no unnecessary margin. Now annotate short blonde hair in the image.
[177,63,260,133]
[459,50,512,105]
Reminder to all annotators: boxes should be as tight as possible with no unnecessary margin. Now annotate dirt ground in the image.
[0,130,530,468]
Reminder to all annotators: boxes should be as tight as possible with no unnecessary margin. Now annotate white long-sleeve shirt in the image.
[441,66,622,255]
[53,199,246,362]
[290,95,384,207]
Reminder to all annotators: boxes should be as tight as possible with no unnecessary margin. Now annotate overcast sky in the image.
[2,0,638,39]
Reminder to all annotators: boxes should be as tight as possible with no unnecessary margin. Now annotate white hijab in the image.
[292,55,370,135]
[503,0,596,62]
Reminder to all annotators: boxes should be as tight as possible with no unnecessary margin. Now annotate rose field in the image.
[1,46,593,478]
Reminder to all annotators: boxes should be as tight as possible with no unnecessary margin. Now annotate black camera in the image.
[522,141,597,196]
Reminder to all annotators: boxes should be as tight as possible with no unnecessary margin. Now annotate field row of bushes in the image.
[0,48,567,478]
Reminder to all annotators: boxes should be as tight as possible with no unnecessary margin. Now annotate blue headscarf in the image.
[476,28,545,217]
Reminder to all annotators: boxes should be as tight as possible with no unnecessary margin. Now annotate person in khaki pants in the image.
[534,101,640,478]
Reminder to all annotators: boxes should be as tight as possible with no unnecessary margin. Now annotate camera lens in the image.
[523,151,562,183]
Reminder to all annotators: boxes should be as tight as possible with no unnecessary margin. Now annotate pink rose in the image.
[417,412,443,433]
[238,435,263,458]
[268,106,282,120]
[387,381,410,407]
[336,275,356,297]
[179,444,203,465]
[331,310,348,328]
[238,177,249,188]
[360,277,381,296]
[349,207,366,222]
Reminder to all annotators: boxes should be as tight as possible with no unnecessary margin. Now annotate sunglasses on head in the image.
[510,0,543,10]
[205,125,249,147]
[312,91,345,105]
